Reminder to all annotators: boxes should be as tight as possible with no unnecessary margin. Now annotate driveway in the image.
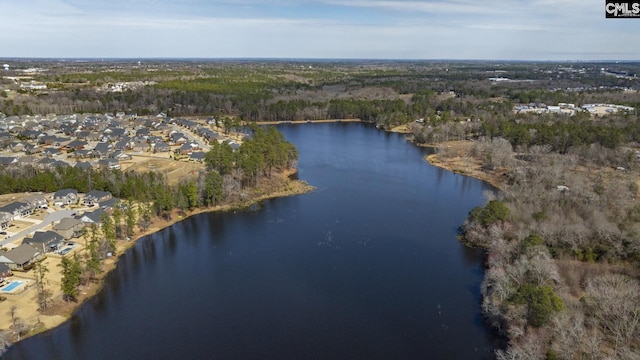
[0,209,76,247]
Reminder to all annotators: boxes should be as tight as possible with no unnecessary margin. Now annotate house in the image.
[16,156,38,166]
[109,150,131,161]
[66,139,89,150]
[98,158,120,170]
[178,143,193,155]
[25,144,42,155]
[0,157,18,166]
[23,194,48,209]
[136,128,151,138]
[74,130,91,140]
[189,152,206,162]
[98,197,120,211]
[20,129,40,140]
[42,147,62,157]
[53,188,78,206]
[83,190,112,206]
[0,211,11,229]
[23,231,65,253]
[8,142,24,152]
[147,136,164,144]
[73,149,93,158]
[0,263,11,283]
[170,132,188,145]
[0,244,41,271]
[53,217,84,239]
[113,140,131,151]
[200,128,223,142]
[131,141,148,152]
[153,142,170,153]
[38,135,57,145]
[80,208,105,224]
[104,128,126,141]
[93,142,111,158]
[38,157,56,169]
[0,201,32,219]
[75,161,93,170]
[51,160,70,169]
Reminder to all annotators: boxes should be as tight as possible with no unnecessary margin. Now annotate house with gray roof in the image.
[98,197,120,211]
[109,150,131,161]
[0,263,12,282]
[0,201,32,219]
[75,161,93,170]
[170,132,188,145]
[53,217,84,239]
[83,190,112,206]
[66,139,88,150]
[178,143,193,155]
[153,142,170,153]
[0,211,11,229]
[189,152,206,162]
[114,140,131,151]
[38,135,57,145]
[0,157,17,166]
[23,231,65,253]
[98,158,120,170]
[8,142,24,152]
[93,142,111,158]
[53,188,78,206]
[80,208,105,224]
[0,244,42,271]
[23,194,48,209]
[104,128,126,141]
[42,147,62,157]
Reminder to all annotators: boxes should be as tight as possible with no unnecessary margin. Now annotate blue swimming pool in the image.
[1,281,23,292]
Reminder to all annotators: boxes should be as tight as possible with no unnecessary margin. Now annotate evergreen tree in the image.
[34,261,52,311]
[60,254,82,302]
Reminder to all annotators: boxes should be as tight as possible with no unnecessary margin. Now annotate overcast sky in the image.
[1,0,638,60]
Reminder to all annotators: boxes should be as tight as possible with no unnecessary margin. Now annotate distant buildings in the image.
[514,103,635,116]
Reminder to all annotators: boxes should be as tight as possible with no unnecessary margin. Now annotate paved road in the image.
[0,209,76,247]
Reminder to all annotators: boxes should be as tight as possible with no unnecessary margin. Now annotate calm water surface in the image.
[6,123,499,359]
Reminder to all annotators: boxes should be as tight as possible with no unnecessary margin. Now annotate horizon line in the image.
[1,57,639,63]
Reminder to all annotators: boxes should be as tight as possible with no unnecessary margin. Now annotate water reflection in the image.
[5,123,500,359]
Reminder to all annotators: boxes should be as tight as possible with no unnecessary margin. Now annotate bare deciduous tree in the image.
[585,273,640,355]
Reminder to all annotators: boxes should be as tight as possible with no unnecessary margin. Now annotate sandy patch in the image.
[422,140,508,190]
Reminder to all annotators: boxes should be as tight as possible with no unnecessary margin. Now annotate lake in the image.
[5,122,500,359]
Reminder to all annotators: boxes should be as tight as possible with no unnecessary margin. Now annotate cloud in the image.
[0,0,637,59]
[322,0,502,15]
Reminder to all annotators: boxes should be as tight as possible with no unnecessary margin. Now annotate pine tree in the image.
[60,254,82,302]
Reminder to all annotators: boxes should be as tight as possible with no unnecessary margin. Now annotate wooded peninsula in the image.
[1,59,640,359]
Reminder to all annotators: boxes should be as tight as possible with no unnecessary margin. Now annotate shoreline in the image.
[423,151,506,191]
[8,124,503,350]
[387,124,506,191]
[4,173,315,345]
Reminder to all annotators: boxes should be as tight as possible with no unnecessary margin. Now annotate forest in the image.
[0,124,297,214]
[1,59,640,359]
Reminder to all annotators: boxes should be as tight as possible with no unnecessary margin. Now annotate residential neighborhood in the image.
[0,111,246,306]
[0,112,243,173]
[0,189,122,275]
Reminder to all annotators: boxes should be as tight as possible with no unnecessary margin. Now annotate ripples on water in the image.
[5,123,500,360]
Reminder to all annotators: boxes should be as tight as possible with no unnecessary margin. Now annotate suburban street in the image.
[0,209,77,247]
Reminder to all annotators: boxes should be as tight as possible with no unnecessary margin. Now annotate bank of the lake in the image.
[5,122,501,359]
[0,171,314,347]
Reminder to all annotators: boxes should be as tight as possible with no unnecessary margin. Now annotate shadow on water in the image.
[4,123,504,359]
